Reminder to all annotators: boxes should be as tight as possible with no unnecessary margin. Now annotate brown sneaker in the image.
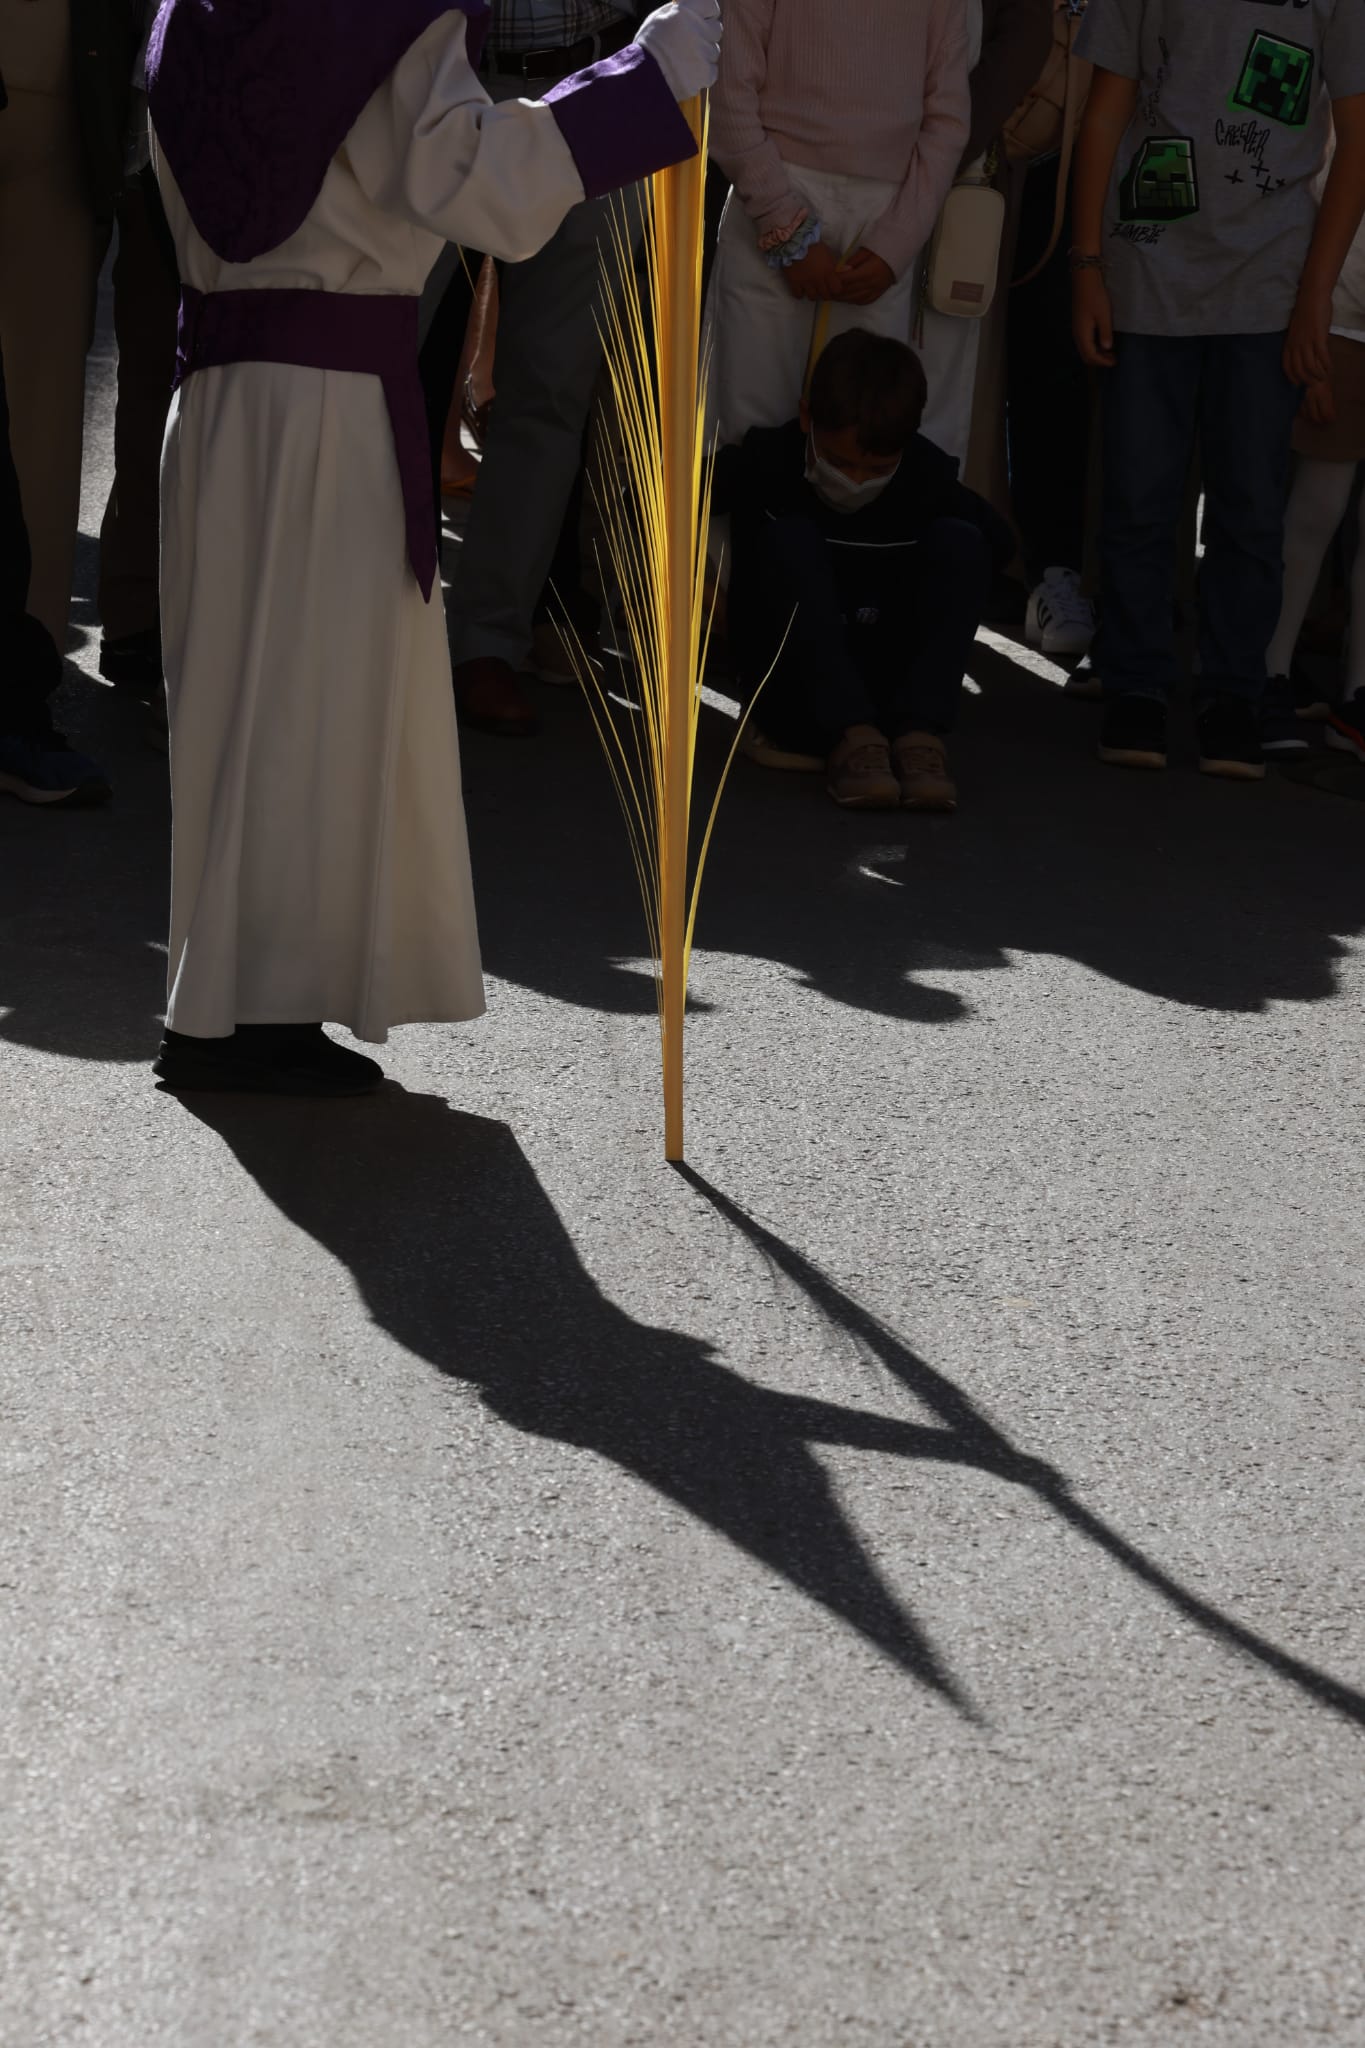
[826,725,901,809]
[453,656,539,737]
[892,731,957,811]
[742,725,825,772]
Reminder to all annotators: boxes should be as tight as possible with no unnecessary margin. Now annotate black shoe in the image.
[144,688,169,756]
[1098,694,1167,769]
[1289,657,1332,722]
[1064,655,1103,700]
[99,625,163,696]
[0,732,112,807]
[1262,675,1311,756]
[1197,695,1265,781]
[153,1023,383,1096]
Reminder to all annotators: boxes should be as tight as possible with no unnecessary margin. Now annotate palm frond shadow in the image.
[183,1090,982,1712]
[181,1091,1364,1734]
[677,1166,1365,1732]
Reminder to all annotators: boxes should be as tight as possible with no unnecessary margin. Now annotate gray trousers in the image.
[442,70,642,671]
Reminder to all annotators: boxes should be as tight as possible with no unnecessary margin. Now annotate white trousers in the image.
[916,294,984,469]
[705,163,917,450]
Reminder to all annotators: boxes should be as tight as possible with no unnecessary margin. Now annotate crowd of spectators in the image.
[4,0,1365,821]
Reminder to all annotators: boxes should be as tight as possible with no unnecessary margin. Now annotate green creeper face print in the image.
[1119,136,1201,224]
[1074,0,1365,335]
[1230,33,1316,128]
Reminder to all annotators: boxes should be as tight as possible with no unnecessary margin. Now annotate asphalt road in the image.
[3,294,1364,2048]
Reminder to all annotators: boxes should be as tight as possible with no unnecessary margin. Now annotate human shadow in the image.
[677,1166,1365,1732]
[182,1086,1036,1718]
[0,662,169,1062]
[0,474,171,1063]
[181,1088,1365,1731]
[464,643,1365,1026]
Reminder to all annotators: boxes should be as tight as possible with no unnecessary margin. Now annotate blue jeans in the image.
[1097,332,1300,704]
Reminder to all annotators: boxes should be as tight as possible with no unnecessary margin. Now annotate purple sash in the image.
[175,286,438,601]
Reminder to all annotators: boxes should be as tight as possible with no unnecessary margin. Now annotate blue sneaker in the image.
[0,735,111,807]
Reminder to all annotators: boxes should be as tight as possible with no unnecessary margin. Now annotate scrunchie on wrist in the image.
[763,217,823,271]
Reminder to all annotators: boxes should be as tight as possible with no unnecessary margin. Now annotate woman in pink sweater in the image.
[707,0,971,448]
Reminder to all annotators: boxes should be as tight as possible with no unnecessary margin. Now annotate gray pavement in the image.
[3,307,1365,2048]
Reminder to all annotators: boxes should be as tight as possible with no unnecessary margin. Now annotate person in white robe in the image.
[146,0,719,1095]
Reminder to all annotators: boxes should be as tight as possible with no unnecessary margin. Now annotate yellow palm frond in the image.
[573,99,753,1163]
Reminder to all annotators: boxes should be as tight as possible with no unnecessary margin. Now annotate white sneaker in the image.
[1025,567,1096,658]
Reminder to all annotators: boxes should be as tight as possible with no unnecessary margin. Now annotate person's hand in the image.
[1302,376,1337,427]
[782,240,842,301]
[635,0,722,103]
[1284,288,1333,390]
[836,247,896,305]
[1072,266,1116,367]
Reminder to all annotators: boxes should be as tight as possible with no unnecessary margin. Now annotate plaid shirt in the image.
[490,0,630,53]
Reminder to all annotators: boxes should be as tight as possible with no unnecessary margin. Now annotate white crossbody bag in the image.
[923,156,1006,320]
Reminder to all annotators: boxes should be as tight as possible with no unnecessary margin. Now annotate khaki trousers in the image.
[0,4,101,649]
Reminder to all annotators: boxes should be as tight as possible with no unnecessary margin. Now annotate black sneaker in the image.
[1098,694,1167,769]
[1197,695,1265,781]
[153,1024,383,1097]
[99,624,163,695]
[1065,655,1104,700]
[1290,656,1332,721]
[1262,675,1311,755]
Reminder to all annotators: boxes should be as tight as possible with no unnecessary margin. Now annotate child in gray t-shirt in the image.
[1070,0,1365,780]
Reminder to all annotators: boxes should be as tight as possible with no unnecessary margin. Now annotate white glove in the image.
[635,0,722,103]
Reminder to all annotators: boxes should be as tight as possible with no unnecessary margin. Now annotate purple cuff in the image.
[544,45,699,200]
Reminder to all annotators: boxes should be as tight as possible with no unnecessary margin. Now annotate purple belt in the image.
[174,285,438,600]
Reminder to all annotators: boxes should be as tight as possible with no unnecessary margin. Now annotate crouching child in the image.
[722,328,1013,811]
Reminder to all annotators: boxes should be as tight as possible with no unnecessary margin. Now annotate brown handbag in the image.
[1003,0,1093,287]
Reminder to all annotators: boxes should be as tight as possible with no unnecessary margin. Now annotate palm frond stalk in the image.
[577,100,753,1163]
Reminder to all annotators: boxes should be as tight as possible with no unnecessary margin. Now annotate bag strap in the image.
[1012,9,1087,290]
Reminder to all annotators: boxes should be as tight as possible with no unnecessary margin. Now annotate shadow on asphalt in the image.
[3,628,1365,1060]
[679,1168,1365,1732]
[177,1088,1365,1731]
[182,1089,981,1716]
[460,642,1365,1028]
[6,629,1363,1719]
[0,664,168,1062]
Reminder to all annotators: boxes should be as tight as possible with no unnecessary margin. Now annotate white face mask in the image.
[805,432,901,515]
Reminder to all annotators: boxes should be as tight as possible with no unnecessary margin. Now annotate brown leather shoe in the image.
[453,656,539,737]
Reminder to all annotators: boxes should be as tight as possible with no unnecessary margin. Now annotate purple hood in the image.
[147,0,490,263]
